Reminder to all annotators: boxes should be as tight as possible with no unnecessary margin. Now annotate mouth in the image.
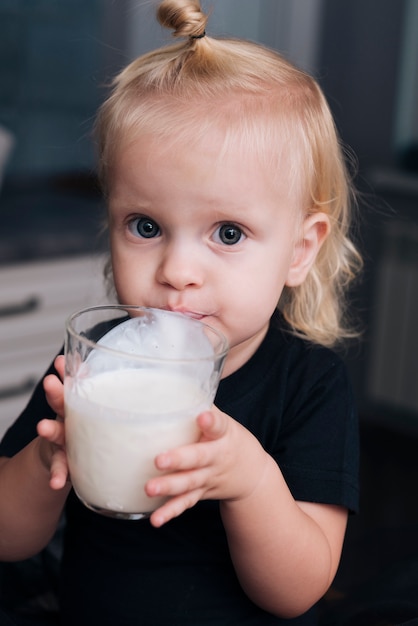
[161,306,208,321]
[169,308,205,320]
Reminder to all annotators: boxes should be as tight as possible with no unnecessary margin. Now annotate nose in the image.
[156,240,204,290]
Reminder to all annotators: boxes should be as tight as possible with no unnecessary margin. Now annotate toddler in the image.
[0,1,362,624]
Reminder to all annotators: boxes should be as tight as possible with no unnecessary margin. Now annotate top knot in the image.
[157,0,208,40]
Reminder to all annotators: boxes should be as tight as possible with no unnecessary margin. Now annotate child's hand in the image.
[146,407,268,527]
[37,355,69,490]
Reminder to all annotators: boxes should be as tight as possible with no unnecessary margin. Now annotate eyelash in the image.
[128,216,246,246]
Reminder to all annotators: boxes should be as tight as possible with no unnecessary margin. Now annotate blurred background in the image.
[1,1,418,623]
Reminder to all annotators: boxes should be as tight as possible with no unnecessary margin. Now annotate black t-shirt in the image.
[0,313,359,625]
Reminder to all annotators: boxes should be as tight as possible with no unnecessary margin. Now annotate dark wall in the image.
[316,0,410,418]
[0,1,127,178]
[318,0,406,172]
[315,7,418,610]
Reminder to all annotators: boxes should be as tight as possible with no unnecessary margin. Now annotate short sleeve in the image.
[0,355,59,457]
[275,352,359,512]
[215,323,360,515]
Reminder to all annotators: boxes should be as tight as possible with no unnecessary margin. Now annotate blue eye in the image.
[130,217,160,239]
[215,224,244,245]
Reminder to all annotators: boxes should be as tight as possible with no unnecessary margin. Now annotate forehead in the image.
[108,127,307,232]
[109,129,306,242]
[117,92,286,150]
[110,93,307,202]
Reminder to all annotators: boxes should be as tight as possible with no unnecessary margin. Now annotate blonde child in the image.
[0,1,362,624]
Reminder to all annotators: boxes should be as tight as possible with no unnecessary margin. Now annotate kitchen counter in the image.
[0,173,108,265]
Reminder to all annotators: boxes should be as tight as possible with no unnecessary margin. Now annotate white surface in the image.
[0,255,109,438]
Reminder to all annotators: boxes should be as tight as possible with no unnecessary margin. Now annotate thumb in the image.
[197,406,228,441]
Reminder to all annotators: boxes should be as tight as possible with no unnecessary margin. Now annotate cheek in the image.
[223,259,287,316]
[257,244,296,290]
[110,270,126,303]
[111,251,158,305]
[109,252,133,299]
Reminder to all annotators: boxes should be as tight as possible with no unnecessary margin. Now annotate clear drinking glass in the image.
[64,305,228,520]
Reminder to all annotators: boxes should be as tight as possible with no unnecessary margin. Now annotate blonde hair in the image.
[95,0,362,347]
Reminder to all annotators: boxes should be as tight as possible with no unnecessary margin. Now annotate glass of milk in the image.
[64,305,228,520]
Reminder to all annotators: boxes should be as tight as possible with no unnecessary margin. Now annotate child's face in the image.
[108,131,310,375]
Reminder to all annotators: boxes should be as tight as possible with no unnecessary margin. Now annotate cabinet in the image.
[0,255,109,438]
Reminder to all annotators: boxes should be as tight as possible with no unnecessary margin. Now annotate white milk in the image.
[65,368,207,517]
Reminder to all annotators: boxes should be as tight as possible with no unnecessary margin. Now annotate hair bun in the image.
[157,0,208,39]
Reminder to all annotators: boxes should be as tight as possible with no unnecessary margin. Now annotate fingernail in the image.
[150,481,160,495]
[157,453,170,469]
[152,513,164,528]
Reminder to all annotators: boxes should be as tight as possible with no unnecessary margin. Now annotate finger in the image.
[154,437,217,473]
[197,408,228,441]
[149,488,204,528]
[146,466,210,499]
[49,448,70,490]
[37,418,65,447]
[54,355,65,381]
[43,374,65,417]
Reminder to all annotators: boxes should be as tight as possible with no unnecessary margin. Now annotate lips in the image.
[166,307,205,320]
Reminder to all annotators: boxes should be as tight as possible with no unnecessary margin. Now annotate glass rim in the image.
[65,304,229,365]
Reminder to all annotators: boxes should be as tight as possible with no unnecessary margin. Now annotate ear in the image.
[285,212,330,287]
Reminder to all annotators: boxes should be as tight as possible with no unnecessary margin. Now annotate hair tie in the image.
[190,30,206,40]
